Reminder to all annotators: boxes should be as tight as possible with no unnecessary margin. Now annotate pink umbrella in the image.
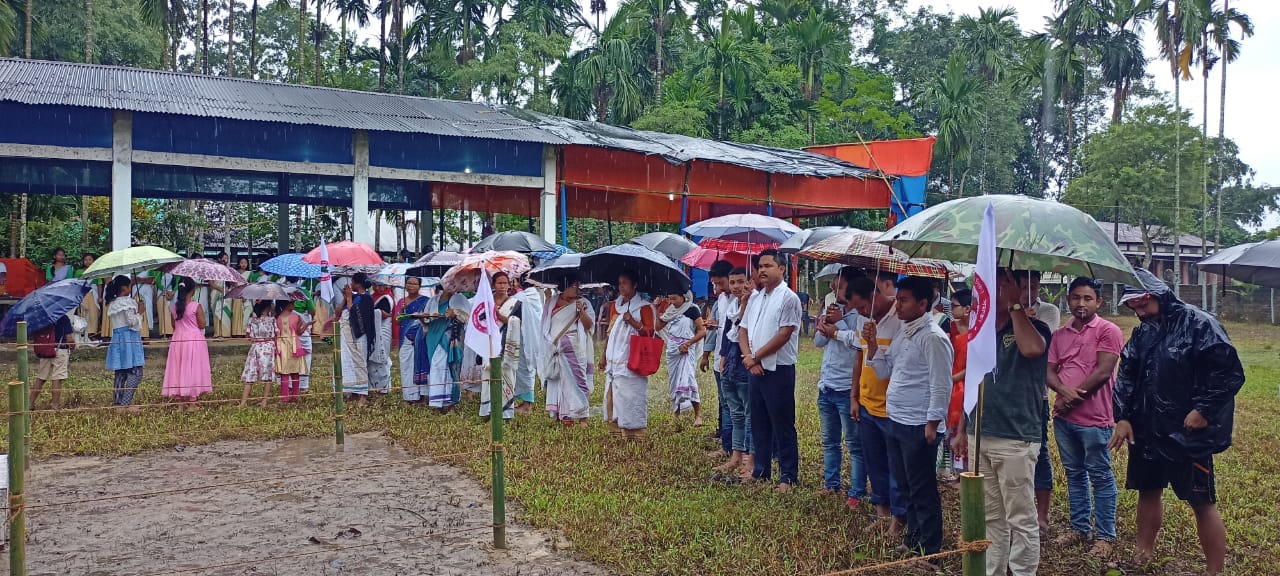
[161,259,247,284]
[681,247,751,271]
[440,251,531,293]
[302,241,382,266]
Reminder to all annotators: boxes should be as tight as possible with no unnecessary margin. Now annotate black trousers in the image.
[748,364,798,485]
[885,419,944,556]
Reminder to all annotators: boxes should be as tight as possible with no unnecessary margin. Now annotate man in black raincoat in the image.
[1108,269,1244,575]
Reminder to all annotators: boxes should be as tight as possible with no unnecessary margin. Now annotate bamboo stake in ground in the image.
[959,472,986,576]
[17,321,29,468]
[8,379,27,576]
[490,357,506,549]
[333,326,345,446]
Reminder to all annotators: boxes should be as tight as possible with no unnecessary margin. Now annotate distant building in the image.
[1095,221,1216,285]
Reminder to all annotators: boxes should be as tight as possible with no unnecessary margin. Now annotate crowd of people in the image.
[24,244,1246,575]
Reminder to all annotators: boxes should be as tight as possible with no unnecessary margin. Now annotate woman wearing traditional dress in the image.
[337,275,376,406]
[103,275,145,410]
[394,277,429,403]
[156,272,175,337]
[287,278,315,392]
[599,272,656,439]
[656,290,707,425]
[74,253,103,339]
[230,257,256,338]
[46,248,75,282]
[240,300,276,407]
[514,279,546,412]
[367,290,395,394]
[413,286,470,412]
[542,277,596,426]
[133,271,156,338]
[275,300,310,402]
[481,272,517,420]
[162,279,212,410]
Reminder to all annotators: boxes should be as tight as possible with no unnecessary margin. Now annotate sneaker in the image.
[846,497,863,509]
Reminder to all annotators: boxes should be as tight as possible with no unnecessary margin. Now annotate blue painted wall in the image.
[369,131,543,177]
[0,103,112,148]
[132,113,354,164]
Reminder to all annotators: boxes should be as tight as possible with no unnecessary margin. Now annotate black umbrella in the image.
[631,232,697,262]
[579,244,692,295]
[527,253,584,287]
[1196,240,1280,288]
[473,231,557,254]
[405,251,466,278]
[778,226,849,254]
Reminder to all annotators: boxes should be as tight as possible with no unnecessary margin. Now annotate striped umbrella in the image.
[799,229,951,279]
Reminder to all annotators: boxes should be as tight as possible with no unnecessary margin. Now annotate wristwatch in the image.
[1010,303,1024,312]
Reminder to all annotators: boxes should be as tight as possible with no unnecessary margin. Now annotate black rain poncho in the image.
[1114,269,1245,461]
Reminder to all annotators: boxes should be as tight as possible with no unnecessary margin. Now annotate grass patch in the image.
[2,317,1279,575]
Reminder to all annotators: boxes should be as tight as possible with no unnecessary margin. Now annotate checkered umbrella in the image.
[799,229,951,279]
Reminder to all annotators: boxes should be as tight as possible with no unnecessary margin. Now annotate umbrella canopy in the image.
[697,237,776,253]
[225,280,306,302]
[440,251,531,293]
[531,244,575,262]
[684,214,802,243]
[472,230,558,254]
[878,195,1138,284]
[1,279,92,337]
[527,253,584,287]
[260,253,322,279]
[405,251,467,278]
[81,246,184,280]
[580,243,692,295]
[815,263,844,282]
[1196,240,1280,288]
[631,232,698,262]
[778,226,849,254]
[800,229,952,279]
[681,247,750,270]
[302,241,382,266]
[161,259,247,284]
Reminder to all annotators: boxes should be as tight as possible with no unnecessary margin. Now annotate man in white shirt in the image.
[738,249,803,493]
[865,276,954,564]
[701,260,735,456]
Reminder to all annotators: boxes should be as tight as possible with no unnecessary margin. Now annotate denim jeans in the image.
[1054,419,1118,541]
[818,388,867,499]
[749,365,798,484]
[722,374,753,453]
[885,420,944,555]
[858,406,907,517]
[1035,400,1054,492]
[716,371,732,453]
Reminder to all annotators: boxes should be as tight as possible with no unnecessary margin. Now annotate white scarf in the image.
[606,294,648,365]
[901,313,930,339]
[659,292,697,324]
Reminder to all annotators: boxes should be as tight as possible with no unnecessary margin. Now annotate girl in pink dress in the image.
[163,278,213,409]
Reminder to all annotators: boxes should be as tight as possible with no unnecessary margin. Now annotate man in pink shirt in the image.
[1047,277,1124,556]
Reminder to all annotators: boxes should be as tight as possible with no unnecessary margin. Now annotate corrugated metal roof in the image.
[0,58,564,144]
[1096,221,1214,248]
[505,109,887,179]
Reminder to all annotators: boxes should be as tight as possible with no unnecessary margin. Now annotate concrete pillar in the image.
[352,130,371,245]
[110,110,133,251]
[540,144,557,244]
[277,174,291,254]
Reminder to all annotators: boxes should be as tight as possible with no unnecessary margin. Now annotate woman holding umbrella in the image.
[599,271,657,439]
[163,278,212,410]
[541,276,596,426]
[104,275,146,409]
[411,283,471,412]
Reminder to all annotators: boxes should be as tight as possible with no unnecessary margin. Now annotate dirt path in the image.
[17,433,609,576]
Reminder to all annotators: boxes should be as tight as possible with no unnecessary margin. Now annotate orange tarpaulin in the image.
[806,137,937,177]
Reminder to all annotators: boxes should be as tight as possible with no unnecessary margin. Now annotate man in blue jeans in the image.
[1048,277,1124,555]
[814,266,868,507]
[700,260,734,457]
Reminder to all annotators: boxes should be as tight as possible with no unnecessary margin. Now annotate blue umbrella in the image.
[1,279,92,337]
[260,253,322,279]
[531,244,575,262]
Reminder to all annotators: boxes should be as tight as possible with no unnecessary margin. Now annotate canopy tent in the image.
[806,137,937,227]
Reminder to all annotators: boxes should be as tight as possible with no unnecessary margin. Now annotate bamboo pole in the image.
[489,356,506,549]
[8,379,27,576]
[959,472,986,575]
[17,322,29,456]
[332,323,345,446]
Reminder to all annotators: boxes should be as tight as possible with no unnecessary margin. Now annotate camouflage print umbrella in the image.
[877,195,1138,285]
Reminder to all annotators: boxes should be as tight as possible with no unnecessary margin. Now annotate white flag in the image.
[965,201,998,415]
[318,237,335,303]
[465,271,502,359]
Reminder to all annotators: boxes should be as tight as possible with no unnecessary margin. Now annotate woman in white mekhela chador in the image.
[599,272,656,439]
[367,292,395,393]
[656,290,707,425]
[416,287,471,410]
[336,277,370,405]
[481,272,517,420]
[514,281,546,412]
[541,278,595,426]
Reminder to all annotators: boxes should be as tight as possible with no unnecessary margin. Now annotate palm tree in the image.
[554,12,643,123]
[0,2,17,57]
[86,0,94,62]
[249,0,260,77]
[957,6,1021,83]
[620,0,686,107]
[226,0,236,75]
[315,0,326,83]
[201,0,210,73]
[694,8,764,139]
[785,9,840,142]
[298,0,308,83]
[1097,0,1150,124]
[1207,0,1251,271]
[336,0,371,71]
[931,54,981,197]
[375,0,388,89]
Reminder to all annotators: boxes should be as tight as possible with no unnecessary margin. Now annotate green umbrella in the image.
[877,195,1138,284]
[82,245,185,280]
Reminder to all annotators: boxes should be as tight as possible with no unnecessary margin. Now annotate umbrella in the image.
[405,251,467,278]
[440,251,531,293]
[778,226,849,254]
[530,244,575,262]
[1196,240,1280,288]
[684,214,802,243]
[260,253,322,279]
[815,263,844,282]
[225,280,306,301]
[681,247,750,271]
[877,195,1139,284]
[579,243,692,295]
[472,230,558,254]
[527,253,584,287]
[302,241,382,266]
[161,259,247,284]
[800,229,952,279]
[370,263,443,289]
[697,238,776,253]
[81,246,184,280]
[1,279,92,337]
[631,232,698,261]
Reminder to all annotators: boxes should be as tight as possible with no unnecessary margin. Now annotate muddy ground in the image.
[14,433,609,576]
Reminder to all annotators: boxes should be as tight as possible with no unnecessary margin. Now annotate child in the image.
[240,301,277,407]
[275,300,310,402]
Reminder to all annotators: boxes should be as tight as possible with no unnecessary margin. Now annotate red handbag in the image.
[627,334,663,376]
